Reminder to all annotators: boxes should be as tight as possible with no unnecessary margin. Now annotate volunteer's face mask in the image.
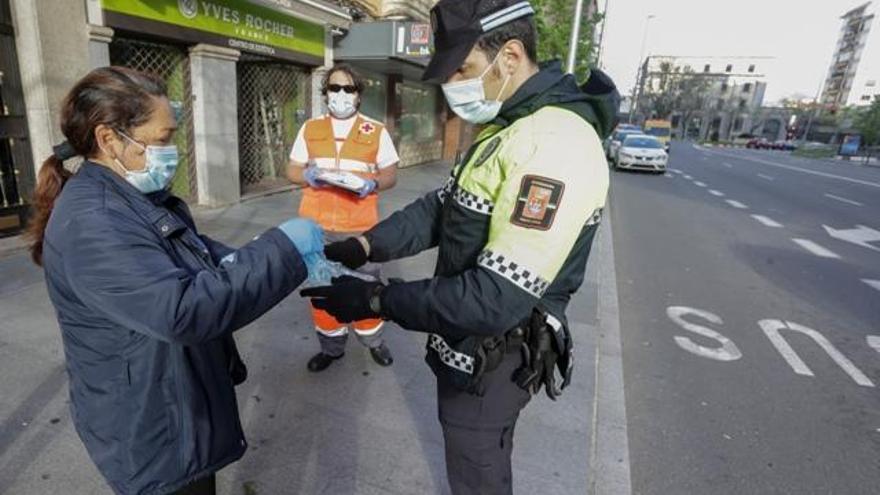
[328,90,358,119]
[442,51,512,124]
[113,131,179,193]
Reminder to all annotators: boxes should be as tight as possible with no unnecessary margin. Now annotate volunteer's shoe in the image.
[307,352,344,372]
[369,344,393,367]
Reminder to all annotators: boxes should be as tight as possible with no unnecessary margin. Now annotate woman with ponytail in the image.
[29,67,323,495]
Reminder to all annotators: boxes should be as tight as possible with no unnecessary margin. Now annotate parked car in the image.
[774,140,797,151]
[607,130,643,159]
[614,135,668,173]
[747,138,770,149]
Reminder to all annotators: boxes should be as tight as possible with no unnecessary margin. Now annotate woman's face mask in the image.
[441,51,513,124]
[113,131,179,194]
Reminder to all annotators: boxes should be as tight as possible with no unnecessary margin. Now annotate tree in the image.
[531,0,604,82]
[854,98,880,162]
[635,62,713,138]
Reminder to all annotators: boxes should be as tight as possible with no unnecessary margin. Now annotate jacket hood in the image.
[493,60,620,139]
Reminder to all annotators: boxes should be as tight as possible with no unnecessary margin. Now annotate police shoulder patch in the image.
[511,175,565,230]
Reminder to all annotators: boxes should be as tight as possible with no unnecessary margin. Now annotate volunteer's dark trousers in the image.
[437,351,532,495]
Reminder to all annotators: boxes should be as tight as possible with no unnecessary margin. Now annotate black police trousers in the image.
[437,350,532,495]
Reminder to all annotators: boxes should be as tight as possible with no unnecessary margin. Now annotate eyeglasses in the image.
[327,84,358,94]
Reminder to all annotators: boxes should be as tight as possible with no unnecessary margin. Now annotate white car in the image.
[607,130,642,159]
[614,135,668,173]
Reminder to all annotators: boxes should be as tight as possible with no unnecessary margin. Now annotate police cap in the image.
[422,0,536,83]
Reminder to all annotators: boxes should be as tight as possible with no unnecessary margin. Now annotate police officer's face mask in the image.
[442,51,512,125]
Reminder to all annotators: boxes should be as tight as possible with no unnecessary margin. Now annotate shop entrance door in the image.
[0,0,35,237]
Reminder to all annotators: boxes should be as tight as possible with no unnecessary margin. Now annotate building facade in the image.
[636,55,773,141]
[821,2,879,108]
[0,0,457,238]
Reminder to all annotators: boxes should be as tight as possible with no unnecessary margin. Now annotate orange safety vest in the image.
[298,114,383,233]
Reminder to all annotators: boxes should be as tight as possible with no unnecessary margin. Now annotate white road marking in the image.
[707,150,880,189]
[757,174,774,181]
[723,162,733,168]
[664,173,674,178]
[868,335,880,353]
[760,319,875,387]
[694,181,707,187]
[824,193,863,207]
[725,200,748,209]
[667,306,742,361]
[792,238,841,259]
[822,225,880,253]
[751,215,783,228]
[708,189,725,197]
[862,279,880,292]
[683,174,693,180]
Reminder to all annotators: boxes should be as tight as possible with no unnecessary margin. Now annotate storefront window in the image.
[398,81,438,143]
[359,73,387,122]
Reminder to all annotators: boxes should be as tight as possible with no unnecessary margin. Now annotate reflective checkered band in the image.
[477,250,550,297]
[428,334,475,374]
[586,207,603,226]
[437,176,455,203]
[453,186,494,215]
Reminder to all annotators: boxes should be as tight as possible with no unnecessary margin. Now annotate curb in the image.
[589,207,633,495]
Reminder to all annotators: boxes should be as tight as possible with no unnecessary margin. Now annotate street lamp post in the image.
[628,14,655,123]
[566,0,587,74]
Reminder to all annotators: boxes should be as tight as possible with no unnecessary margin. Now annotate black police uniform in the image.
[312,0,618,493]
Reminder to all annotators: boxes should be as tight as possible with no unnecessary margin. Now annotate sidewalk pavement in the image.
[0,161,603,495]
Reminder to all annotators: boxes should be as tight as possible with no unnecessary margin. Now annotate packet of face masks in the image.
[301,251,377,288]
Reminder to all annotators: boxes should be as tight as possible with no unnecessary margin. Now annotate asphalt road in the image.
[610,142,880,494]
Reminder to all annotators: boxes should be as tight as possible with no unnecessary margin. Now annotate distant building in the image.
[820,2,879,108]
[635,55,774,141]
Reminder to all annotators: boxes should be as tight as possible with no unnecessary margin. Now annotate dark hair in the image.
[475,6,538,63]
[321,63,365,95]
[27,66,167,266]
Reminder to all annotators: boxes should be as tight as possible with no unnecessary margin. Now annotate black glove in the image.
[300,276,385,323]
[324,237,368,269]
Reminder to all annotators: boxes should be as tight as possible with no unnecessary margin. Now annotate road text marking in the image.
[751,215,783,228]
[667,307,742,362]
[760,319,874,387]
[792,238,840,259]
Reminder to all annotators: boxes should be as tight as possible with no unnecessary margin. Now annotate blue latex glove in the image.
[357,179,378,199]
[303,166,323,189]
[277,218,324,257]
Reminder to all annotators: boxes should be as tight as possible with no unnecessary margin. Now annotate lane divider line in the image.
[792,238,841,259]
[707,150,880,189]
[751,214,784,228]
[758,174,774,181]
[694,181,707,187]
[824,193,863,207]
[725,200,748,209]
[708,189,725,197]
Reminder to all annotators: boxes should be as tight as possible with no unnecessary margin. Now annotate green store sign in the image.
[102,0,325,62]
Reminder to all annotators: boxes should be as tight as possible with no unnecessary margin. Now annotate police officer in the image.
[302,0,618,493]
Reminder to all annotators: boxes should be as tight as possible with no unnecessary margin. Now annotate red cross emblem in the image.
[359,122,376,135]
